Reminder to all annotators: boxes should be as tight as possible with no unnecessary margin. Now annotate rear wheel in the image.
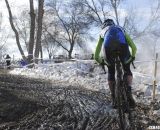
[116,81,127,130]
[123,82,135,129]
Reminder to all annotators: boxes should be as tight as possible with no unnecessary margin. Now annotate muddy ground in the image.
[0,71,159,130]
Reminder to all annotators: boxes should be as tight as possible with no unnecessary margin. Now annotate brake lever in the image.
[132,61,136,69]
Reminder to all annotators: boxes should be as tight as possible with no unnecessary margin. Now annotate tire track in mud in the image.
[0,74,119,130]
[0,73,159,130]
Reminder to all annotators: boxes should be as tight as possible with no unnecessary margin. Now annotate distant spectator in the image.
[49,53,52,60]
[5,54,11,69]
[91,54,94,59]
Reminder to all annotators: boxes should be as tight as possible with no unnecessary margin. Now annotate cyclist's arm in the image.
[125,33,137,57]
[94,36,104,64]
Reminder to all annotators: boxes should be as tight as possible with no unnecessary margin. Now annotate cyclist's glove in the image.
[100,59,106,66]
[125,56,135,64]
[100,58,111,66]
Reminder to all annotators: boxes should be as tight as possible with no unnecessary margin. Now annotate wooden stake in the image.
[153,53,158,100]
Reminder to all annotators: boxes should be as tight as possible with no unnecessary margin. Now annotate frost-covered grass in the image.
[10,60,108,92]
[10,59,160,102]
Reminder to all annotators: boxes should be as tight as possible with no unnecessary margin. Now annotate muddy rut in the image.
[0,73,159,130]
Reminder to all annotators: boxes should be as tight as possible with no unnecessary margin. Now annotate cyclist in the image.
[94,19,137,108]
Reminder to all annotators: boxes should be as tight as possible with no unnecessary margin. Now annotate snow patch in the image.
[10,60,160,101]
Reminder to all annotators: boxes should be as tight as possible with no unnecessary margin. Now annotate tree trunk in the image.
[5,0,26,60]
[40,43,43,63]
[34,0,44,63]
[28,0,36,67]
[114,5,119,25]
[49,53,52,60]
[110,0,119,25]
[68,42,74,59]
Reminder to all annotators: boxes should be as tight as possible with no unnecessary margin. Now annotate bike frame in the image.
[115,55,133,130]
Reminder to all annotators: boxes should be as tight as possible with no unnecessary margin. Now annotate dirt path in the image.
[0,73,159,130]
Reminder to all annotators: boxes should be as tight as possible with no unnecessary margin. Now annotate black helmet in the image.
[101,19,115,29]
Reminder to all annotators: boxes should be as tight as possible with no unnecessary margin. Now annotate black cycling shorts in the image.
[103,44,132,81]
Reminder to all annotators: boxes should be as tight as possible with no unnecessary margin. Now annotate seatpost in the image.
[115,56,122,79]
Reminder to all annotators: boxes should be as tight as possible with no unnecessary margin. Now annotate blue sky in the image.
[123,0,151,8]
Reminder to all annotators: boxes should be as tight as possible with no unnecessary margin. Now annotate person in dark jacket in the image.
[5,54,11,69]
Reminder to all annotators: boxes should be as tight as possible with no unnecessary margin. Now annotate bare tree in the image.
[46,0,92,58]
[15,10,30,53]
[0,13,2,30]
[42,32,58,59]
[5,0,45,65]
[123,8,138,37]
[0,13,8,61]
[43,7,71,57]
[110,0,122,25]
[81,0,126,25]
[78,0,111,25]
[144,0,160,35]
[124,0,160,39]
[28,0,36,65]
[42,14,60,59]
[34,0,44,63]
[5,0,26,60]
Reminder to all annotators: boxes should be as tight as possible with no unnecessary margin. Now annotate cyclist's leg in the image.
[120,45,136,108]
[123,64,136,108]
[103,47,116,107]
[123,63,132,86]
[119,44,132,86]
[108,66,117,107]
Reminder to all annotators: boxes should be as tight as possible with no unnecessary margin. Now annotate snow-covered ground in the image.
[9,59,160,116]
[10,59,160,98]
[10,60,108,91]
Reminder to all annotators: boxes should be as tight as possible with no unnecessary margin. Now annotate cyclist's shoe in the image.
[110,94,117,109]
[128,94,136,108]
[127,86,136,108]
[112,98,117,109]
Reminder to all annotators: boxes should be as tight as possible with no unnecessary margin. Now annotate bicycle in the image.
[114,51,135,130]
